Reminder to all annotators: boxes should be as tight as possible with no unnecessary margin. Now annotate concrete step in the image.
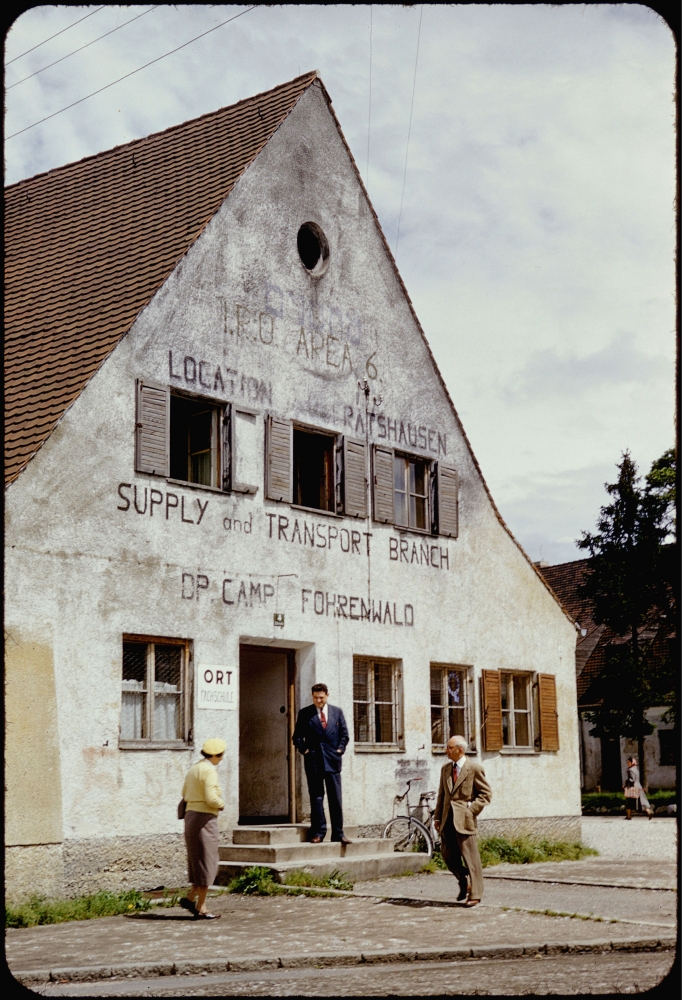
[215,851,430,885]
[220,837,394,864]
[232,825,360,845]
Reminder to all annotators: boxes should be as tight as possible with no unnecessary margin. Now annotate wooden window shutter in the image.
[372,445,394,523]
[135,379,169,476]
[538,674,560,751]
[266,416,292,502]
[437,464,459,538]
[343,437,368,518]
[481,669,503,751]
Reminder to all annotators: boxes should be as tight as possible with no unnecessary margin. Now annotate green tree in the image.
[577,450,675,786]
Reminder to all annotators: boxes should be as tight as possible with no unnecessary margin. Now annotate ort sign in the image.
[197,664,237,711]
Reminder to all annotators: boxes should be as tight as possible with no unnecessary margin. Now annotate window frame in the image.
[430,663,476,754]
[499,670,534,751]
[119,634,193,750]
[352,656,404,752]
[292,422,340,515]
[372,444,459,539]
[135,379,260,496]
[393,451,431,533]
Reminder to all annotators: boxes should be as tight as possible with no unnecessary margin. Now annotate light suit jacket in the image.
[434,757,492,835]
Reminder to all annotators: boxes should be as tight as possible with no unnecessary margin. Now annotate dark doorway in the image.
[600,737,623,791]
[239,646,296,824]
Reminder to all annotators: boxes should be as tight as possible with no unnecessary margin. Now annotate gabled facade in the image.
[5,74,580,899]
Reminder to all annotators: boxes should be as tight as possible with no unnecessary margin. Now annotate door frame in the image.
[239,644,297,823]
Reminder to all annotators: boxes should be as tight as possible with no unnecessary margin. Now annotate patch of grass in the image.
[5,890,151,928]
[478,836,598,867]
[228,866,284,896]
[283,868,354,891]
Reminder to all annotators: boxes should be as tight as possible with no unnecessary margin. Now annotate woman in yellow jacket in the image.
[179,738,226,919]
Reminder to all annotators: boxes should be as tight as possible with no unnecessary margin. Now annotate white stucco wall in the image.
[6,82,579,854]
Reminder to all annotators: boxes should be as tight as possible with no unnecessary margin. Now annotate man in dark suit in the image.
[293,683,350,843]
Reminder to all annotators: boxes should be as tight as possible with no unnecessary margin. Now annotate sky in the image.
[5,4,676,564]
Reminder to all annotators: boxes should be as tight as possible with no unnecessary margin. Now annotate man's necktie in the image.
[320,711,327,729]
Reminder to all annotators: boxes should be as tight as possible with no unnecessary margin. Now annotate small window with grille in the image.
[430,665,473,751]
[120,636,192,748]
[500,672,533,748]
[353,657,403,750]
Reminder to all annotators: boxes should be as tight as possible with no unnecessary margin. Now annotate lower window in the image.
[120,636,192,747]
[353,657,403,749]
[430,664,471,749]
[500,672,532,747]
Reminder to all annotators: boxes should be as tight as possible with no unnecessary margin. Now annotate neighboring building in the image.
[538,558,676,792]
[6,73,580,901]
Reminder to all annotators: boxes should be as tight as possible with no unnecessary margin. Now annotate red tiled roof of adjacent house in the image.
[4,71,319,486]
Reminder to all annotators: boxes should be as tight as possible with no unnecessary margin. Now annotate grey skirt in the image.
[184,810,219,887]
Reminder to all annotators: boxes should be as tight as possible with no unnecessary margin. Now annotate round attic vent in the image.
[297,222,329,275]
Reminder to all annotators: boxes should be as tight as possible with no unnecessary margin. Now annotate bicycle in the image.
[382,778,437,858]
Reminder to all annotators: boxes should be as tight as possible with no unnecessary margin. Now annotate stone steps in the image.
[216,824,430,883]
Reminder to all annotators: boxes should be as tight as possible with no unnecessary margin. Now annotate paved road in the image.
[580,816,677,861]
[34,952,676,996]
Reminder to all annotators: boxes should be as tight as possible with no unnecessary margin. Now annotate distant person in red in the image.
[293,684,350,844]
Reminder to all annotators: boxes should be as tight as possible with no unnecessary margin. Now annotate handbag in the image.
[624,786,639,799]
[177,798,187,819]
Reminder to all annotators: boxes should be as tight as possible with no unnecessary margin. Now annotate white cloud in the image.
[5,4,675,563]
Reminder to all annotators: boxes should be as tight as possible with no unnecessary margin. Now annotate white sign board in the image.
[197,665,238,711]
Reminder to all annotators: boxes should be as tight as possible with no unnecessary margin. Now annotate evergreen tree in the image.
[577,450,675,786]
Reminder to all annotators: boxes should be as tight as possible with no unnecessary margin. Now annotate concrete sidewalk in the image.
[9,878,676,986]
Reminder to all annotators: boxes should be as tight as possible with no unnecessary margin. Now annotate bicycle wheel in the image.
[383,816,433,858]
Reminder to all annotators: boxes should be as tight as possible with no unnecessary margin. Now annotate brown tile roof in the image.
[4,72,319,486]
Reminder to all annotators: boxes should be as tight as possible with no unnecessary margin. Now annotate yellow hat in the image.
[202,738,227,756]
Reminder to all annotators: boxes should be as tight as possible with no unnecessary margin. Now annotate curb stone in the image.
[13,937,676,986]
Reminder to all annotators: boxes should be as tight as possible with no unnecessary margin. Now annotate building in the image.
[6,73,580,900]
[538,558,677,792]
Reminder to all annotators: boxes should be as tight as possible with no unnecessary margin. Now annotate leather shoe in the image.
[457,881,468,902]
[338,837,353,845]
[463,899,479,908]
[310,836,323,844]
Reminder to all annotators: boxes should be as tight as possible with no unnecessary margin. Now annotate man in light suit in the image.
[293,683,351,844]
[434,735,492,907]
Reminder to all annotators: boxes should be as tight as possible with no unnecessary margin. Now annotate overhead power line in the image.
[7,7,105,65]
[7,6,257,141]
[8,6,161,91]
[395,4,423,262]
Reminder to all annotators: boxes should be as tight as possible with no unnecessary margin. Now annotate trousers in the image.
[305,764,344,840]
[440,809,484,900]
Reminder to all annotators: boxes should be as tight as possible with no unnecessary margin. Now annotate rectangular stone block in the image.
[228,957,280,972]
[362,950,417,964]
[470,944,525,960]
[610,938,663,952]
[279,952,362,968]
[414,947,472,962]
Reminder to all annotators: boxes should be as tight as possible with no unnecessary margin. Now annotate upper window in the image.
[170,394,221,488]
[265,417,368,518]
[372,445,458,537]
[293,428,335,512]
[394,454,429,530]
[430,665,472,750]
[353,657,403,750]
[134,380,258,494]
[120,637,192,748]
